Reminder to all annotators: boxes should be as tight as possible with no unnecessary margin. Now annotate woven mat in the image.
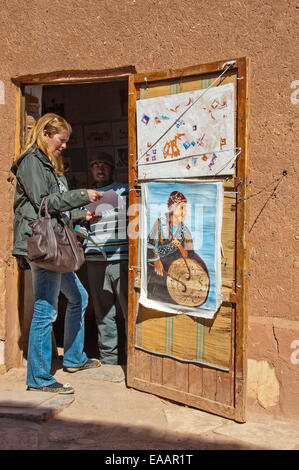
[135,304,231,370]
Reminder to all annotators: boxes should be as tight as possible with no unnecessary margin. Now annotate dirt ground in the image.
[0,363,299,452]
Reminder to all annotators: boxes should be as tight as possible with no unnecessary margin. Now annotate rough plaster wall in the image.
[0,0,298,412]
[248,316,299,419]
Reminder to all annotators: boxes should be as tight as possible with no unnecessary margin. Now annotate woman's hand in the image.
[172,238,181,248]
[87,189,102,203]
[154,259,164,276]
[85,210,101,223]
[172,238,188,258]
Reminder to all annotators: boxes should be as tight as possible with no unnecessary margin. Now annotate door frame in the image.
[10,66,135,367]
[11,60,249,423]
[127,57,249,422]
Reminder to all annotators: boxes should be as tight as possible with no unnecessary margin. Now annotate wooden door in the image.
[127,57,249,423]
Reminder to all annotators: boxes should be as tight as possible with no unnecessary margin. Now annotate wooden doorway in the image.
[13,60,249,422]
[127,58,249,422]
[13,67,134,362]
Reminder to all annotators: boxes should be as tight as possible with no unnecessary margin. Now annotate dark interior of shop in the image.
[41,80,129,362]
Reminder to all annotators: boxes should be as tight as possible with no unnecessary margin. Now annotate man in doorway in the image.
[84,152,128,365]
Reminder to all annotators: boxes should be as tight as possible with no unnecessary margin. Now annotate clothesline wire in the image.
[239,171,287,201]
[248,171,287,233]
[138,147,241,167]
[133,61,235,168]
[137,148,242,183]
[215,147,242,175]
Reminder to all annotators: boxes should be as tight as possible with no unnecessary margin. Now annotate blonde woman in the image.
[11,113,101,394]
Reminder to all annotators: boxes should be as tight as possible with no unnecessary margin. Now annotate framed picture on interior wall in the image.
[115,170,128,183]
[119,88,128,117]
[62,155,71,173]
[87,146,115,168]
[112,120,128,146]
[68,125,84,148]
[63,148,87,172]
[65,172,88,190]
[84,122,113,147]
[115,147,128,170]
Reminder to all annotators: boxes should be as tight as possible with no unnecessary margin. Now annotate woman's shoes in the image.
[26,359,101,393]
[27,382,74,394]
[63,358,101,373]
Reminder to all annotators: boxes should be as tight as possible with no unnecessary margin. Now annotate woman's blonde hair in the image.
[18,113,72,176]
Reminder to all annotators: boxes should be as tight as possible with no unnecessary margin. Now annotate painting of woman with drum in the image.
[140,181,223,318]
[147,190,210,307]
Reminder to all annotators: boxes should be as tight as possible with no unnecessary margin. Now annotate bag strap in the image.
[24,196,50,223]
[38,196,50,219]
[74,229,107,260]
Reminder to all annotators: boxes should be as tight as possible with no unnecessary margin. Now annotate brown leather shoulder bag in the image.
[26,197,85,273]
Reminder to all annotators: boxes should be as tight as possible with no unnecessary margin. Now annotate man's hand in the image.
[172,238,188,257]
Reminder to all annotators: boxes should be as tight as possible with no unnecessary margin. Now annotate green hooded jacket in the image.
[11,145,91,259]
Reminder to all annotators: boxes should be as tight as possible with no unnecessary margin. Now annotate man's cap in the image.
[89,151,115,169]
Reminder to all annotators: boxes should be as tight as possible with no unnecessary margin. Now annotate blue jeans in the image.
[27,262,89,388]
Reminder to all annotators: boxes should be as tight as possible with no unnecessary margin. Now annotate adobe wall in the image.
[0,0,298,419]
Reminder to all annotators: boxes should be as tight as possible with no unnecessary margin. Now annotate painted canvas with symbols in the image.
[136,83,235,180]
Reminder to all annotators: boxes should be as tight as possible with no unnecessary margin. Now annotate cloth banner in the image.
[139,181,224,319]
[136,83,235,180]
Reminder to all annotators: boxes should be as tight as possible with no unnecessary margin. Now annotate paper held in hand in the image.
[85,189,125,215]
